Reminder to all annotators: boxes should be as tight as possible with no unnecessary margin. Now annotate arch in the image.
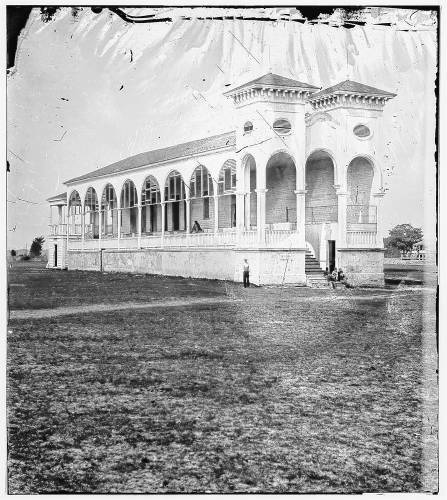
[120,180,138,237]
[242,154,257,228]
[141,175,161,234]
[84,187,99,239]
[101,183,118,237]
[346,155,378,226]
[68,190,82,236]
[265,151,297,226]
[347,154,383,191]
[305,149,338,225]
[217,159,237,229]
[164,170,187,232]
[218,159,237,195]
[120,179,138,208]
[68,190,82,214]
[306,148,338,185]
[189,165,215,231]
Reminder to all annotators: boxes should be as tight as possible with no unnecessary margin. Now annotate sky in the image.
[6,7,438,250]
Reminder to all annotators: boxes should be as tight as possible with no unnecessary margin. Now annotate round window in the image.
[244,121,253,133]
[273,118,292,135]
[353,124,371,138]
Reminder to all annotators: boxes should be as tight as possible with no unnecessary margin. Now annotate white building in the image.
[47,73,395,285]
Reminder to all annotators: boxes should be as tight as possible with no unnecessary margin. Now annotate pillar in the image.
[81,211,85,250]
[98,210,102,249]
[117,208,121,249]
[335,186,347,248]
[255,188,267,244]
[186,197,191,234]
[137,204,142,248]
[58,205,62,224]
[236,191,245,230]
[372,192,385,248]
[161,201,166,245]
[294,189,306,246]
[214,195,219,233]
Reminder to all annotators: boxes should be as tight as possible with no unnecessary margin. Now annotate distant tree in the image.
[384,224,423,255]
[10,249,16,257]
[29,236,45,257]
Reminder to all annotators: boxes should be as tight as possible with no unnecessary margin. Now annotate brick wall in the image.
[218,194,235,228]
[305,158,337,221]
[190,197,215,231]
[347,158,374,205]
[266,164,296,224]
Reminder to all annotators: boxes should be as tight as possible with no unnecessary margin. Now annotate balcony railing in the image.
[49,224,67,236]
[346,231,377,248]
[305,205,338,224]
[347,205,377,225]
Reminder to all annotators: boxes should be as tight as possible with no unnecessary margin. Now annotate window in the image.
[203,197,210,219]
[165,171,185,201]
[190,165,213,198]
[353,124,371,138]
[273,118,292,135]
[141,177,160,206]
[244,121,253,134]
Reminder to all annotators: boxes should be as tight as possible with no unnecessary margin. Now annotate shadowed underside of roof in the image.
[65,131,236,184]
[227,72,320,94]
[310,80,396,99]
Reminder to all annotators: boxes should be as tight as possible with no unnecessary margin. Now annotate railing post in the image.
[294,189,306,247]
[372,192,385,248]
[335,186,347,248]
[255,188,267,244]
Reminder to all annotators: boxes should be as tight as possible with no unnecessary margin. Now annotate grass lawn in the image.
[7,262,436,493]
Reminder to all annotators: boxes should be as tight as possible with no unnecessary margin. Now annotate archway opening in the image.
[120,180,138,236]
[190,165,214,232]
[141,176,161,234]
[218,160,236,229]
[266,152,296,227]
[165,170,186,232]
[243,155,257,228]
[305,151,337,266]
[347,157,375,227]
[68,190,82,236]
[84,187,99,239]
[101,184,118,237]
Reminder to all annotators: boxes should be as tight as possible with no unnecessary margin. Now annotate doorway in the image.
[327,240,336,272]
[54,244,58,267]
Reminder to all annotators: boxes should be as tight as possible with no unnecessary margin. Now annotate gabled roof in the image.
[310,80,396,99]
[225,72,320,94]
[65,131,236,185]
[46,192,67,202]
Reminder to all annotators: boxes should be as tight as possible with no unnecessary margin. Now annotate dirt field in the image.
[7,262,438,493]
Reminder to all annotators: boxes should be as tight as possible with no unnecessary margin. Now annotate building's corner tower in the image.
[306,80,396,285]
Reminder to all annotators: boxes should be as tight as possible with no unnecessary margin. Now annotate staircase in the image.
[305,252,328,287]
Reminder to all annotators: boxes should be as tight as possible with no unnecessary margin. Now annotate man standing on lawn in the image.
[243,258,250,288]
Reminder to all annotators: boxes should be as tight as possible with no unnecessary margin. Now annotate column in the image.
[98,210,102,250]
[137,204,142,248]
[185,197,191,235]
[255,188,267,244]
[161,201,166,246]
[335,186,347,248]
[117,208,121,249]
[294,189,306,247]
[213,195,219,233]
[81,211,85,250]
[372,192,385,248]
[235,191,245,239]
